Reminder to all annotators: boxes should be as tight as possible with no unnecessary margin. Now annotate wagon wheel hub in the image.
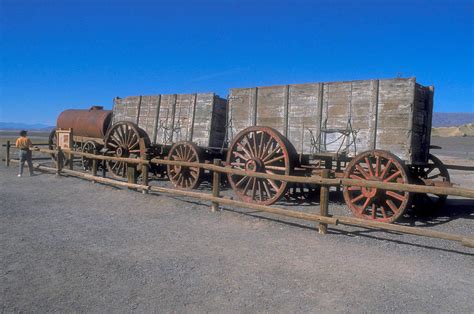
[245,159,264,173]
[173,164,182,175]
[116,146,129,157]
[361,186,378,199]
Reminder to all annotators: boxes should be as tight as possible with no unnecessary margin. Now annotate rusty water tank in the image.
[57,106,113,138]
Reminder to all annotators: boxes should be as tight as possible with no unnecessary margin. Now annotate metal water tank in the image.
[57,106,112,138]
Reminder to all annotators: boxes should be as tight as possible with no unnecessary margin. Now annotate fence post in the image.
[211,159,221,212]
[127,164,137,190]
[68,151,73,170]
[142,158,149,194]
[102,160,106,178]
[91,149,98,183]
[5,140,10,167]
[56,147,63,176]
[319,169,330,234]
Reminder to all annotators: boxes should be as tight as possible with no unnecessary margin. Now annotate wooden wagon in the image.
[225,77,451,222]
[105,93,227,187]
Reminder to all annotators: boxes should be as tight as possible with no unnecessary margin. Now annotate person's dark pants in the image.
[19,150,33,176]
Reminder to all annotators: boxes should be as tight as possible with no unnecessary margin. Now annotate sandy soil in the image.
[432,123,474,137]
[1,134,473,312]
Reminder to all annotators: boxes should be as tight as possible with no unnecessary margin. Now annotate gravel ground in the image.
[1,136,473,312]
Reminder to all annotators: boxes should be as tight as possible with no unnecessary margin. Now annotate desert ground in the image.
[1,132,473,312]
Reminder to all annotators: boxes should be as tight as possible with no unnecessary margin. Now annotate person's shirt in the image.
[15,136,33,150]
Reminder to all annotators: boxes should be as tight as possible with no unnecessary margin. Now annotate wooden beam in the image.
[5,140,10,167]
[319,169,330,234]
[211,159,221,212]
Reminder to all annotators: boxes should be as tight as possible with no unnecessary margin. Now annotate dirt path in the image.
[1,163,473,312]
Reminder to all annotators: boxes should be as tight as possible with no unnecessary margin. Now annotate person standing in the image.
[15,130,34,177]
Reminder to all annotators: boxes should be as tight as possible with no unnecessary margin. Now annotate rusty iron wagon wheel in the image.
[227,126,296,206]
[410,153,450,210]
[343,150,412,223]
[167,141,204,189]
[81,140,99,171]
[48,128,70,167]
[104,121,150,179]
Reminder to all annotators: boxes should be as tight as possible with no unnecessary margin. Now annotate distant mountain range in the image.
[0,122,54,131]
[432,112,474,127]
[1,112,473,131]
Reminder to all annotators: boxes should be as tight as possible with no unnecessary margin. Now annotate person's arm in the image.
[27,138,33,148]
[15,138,20,148]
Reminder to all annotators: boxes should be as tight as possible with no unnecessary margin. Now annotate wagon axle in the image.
[245,158,264,173]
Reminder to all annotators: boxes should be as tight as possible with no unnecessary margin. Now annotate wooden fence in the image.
[3,142,474,248]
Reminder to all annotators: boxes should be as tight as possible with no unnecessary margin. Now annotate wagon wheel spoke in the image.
[264,155,285,165]
[237,142,254,159]
[375,155,380,176]
[250,132,259,157]
[242,176,253,195]
[361,196,372,211]
[348,186,361,191]
[257,131,266,158]
[380,159,393,179]
[262,143,280,163]
[365,157,375,177]
[262,180,272,198]
[236,175,249,187]
[384,170,401,182]
[386,199,400,214]
[355,164,371,180]
[264,165,287,172]
[386,190,406,202]
[349,174,365,181]
[350,193,365,204]
[232,151,250,161]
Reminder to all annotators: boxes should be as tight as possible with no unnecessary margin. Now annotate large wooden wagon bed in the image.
[226,78,450,222]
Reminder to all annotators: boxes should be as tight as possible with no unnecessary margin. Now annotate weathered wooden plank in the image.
[155,94,177,145]
[287,83,321,154]
[256,86,286,135]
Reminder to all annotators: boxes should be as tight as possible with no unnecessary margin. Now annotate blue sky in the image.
[1,0,473,125]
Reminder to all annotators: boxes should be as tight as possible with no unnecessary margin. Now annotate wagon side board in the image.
[113,93,227,149]
[228,77,433,165]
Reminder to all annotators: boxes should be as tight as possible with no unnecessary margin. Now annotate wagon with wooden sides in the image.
[225,77,451,222]
[108,93,227,188]
[50,93,228,189]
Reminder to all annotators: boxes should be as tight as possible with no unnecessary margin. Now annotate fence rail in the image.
[3,143,474,249]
